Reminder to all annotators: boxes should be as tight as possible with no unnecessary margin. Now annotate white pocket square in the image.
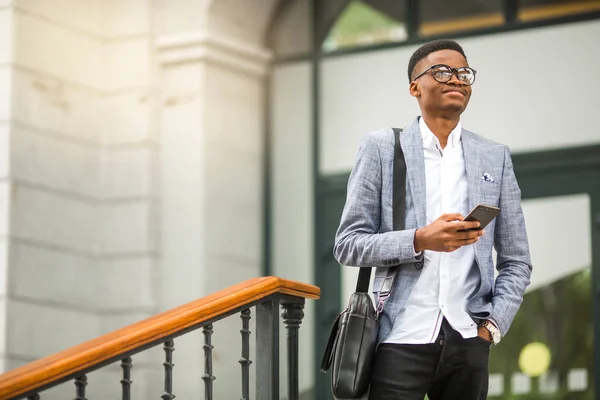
[481,172,495,183]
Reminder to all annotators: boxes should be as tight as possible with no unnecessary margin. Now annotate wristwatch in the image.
[482,320,501,344]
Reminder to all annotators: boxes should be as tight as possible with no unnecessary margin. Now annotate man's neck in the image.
[421,114,460,149]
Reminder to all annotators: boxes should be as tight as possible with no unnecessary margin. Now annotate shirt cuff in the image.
[412,229,422,257]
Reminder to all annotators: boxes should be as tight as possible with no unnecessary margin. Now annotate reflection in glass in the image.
[489,267,593,399]
[322,0,407,52]
[519,0,600,22]
[419,0,504,36]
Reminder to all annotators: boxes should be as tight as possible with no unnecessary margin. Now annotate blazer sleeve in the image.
[489,145,533,335]
[333,135,422,268]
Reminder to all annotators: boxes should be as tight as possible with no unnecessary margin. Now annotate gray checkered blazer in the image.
[333,117,532,344]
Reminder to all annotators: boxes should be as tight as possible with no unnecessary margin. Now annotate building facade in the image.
[0,0,599,399]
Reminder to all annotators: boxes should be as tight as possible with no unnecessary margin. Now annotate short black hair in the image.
[407,39,467,82]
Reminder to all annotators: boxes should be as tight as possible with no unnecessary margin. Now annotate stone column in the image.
[156,25,271,398]
[155,2,274,397]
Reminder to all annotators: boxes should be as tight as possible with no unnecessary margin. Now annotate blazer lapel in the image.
[461,129,482,212]
[401,119,427,228]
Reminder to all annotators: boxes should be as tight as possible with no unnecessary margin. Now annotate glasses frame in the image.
[413,64,477,86]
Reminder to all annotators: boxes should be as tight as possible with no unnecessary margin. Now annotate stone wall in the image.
[1,0,159,397]
[0,0,277,398]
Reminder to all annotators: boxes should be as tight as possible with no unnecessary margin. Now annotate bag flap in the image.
[320,292,377,373]
[320,312,342,372]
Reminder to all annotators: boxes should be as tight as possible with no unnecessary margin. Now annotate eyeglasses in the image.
[413,64,477,86]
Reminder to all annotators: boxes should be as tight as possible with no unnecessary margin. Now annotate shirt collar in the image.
[418,116,462,149]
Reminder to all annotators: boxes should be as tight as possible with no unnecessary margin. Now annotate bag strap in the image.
[355,128,406,294]
[392,128,407,232]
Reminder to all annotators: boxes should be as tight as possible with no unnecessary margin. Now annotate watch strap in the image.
[482,320,501,344]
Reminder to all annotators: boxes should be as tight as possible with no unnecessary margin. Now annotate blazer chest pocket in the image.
[480,181,501,205]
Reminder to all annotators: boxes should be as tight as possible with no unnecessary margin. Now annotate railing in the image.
[0,277,320,400]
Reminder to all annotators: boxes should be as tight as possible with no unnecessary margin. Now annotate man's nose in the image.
[447,71,463,85]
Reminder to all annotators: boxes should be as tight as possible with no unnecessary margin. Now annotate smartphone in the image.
[458,204,500,232]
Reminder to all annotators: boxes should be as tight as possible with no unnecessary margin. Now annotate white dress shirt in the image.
[384,117,479,344]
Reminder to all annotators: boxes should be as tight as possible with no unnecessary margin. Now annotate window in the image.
[487,195,594,399]
[323,0,407,52]
[519,0,600,22]
[271,0,600,59]
[419,0,504,37]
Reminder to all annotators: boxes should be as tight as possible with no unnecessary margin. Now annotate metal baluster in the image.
[74,375,88,400]
[121,356,133,400]
[27,394,40,400]
[239,309,252,400]
[202,324,216,400]
[161,339,175,400]
[282,299,305,400]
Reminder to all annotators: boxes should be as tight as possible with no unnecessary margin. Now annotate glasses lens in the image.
[432,66,453,82]
[430,65,476,85]
[457,67,475,85]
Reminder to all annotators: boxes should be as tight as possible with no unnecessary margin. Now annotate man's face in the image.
[410,49,472,115]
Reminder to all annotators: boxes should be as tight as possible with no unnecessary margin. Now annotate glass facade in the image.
[519,0,600,22]
[488,195,594,399]
[314,0,600,55]
[299,1,600,398]
[489,267,593,398]
[322,0,407,52]
[419,0,504,36]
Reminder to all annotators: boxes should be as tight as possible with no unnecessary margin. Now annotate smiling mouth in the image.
[443,90,465,96]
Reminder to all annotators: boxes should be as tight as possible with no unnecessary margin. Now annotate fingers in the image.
[427,214,485,253]
[437,214,480,231]
[443,231,484,252]
[454,220,481,231]
[455,229,484,240]
[456,237,481,246]
[439,213,465,222]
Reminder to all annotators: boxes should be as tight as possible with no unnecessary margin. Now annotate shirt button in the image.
[415,262,423,269]
[439,339,444,346]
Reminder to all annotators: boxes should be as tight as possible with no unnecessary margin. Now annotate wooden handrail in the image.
[0,276,320,399]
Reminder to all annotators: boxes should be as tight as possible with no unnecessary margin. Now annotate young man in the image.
[333,40,533,399]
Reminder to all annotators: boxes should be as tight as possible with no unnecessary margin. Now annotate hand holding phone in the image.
[414,211,489,253]
[458,204,500,232]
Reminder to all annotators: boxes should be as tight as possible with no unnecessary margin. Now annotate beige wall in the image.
[271,62,315,394]
[0,0,277,398]
[0,0,13,374]
[2,0,160,398]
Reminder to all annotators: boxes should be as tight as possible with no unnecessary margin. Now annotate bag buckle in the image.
[375,293,389,319]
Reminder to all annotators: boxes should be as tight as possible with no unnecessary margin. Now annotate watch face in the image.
[484,322,500,344]
[488,327,500,344]
[492,331,501,343]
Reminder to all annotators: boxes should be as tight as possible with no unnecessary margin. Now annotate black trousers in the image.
[368,319,490,400]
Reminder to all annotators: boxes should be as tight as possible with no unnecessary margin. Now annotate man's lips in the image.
[443,88,466,97]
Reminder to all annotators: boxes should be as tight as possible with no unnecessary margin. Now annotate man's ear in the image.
[409,81,420,98]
